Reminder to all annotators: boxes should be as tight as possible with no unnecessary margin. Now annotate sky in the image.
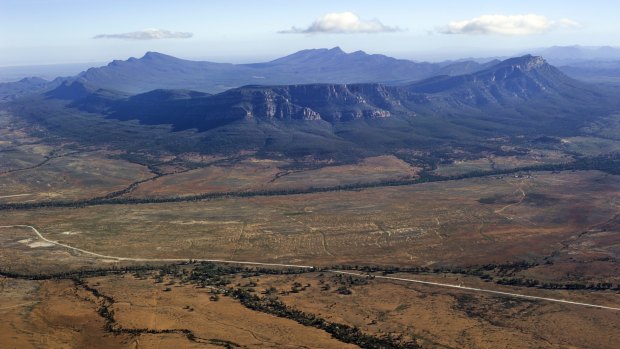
[1,0,619,66]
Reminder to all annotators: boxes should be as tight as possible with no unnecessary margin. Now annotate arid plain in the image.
[1,112,619,348]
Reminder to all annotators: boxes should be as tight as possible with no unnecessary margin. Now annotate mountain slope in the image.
[528,45,620,65]
[78,52,246,93]
[0,48,500,99]
[247,47,438,84]
[51,55,612,131]
[0,77,62,102]
[399,55,617,137]
[11,55,616,160]
[407,55,599,107]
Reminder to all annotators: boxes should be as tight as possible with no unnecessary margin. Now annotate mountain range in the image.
[0,76,63,102]
[66,54,602,123]
[6,52,614,160]
[0,47,502,100]
[529,45,620,65]
[75,47,501,94]
[5,46,620,102]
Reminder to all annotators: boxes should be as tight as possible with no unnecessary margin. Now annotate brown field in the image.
[89,274,357,348]
[0,274,357,349]
[254,272,620,349]
[128,155,420,198]
[1,171,619,284]
[0,226,101,274]
[1,116,620,349]
[0,115,154,203]
[0,278,131,349]
[0,150,153,203]
[0,225,153,274]
[2,267,618,349]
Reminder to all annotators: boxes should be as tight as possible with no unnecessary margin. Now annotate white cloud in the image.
[557,18,582,28]
[279,12,400,34]
[438,14,581,36]
[93,28,193,40]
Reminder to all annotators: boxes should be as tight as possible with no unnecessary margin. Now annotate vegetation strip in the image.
[2,261,420,348]
[2,225,619,312]
[0,150,82,175]
[1,154,619,212]
[9,262,421,348]
[230,287,421,349]
[330,270,620,311]
[73,278,239,348]
[350,263,620,292]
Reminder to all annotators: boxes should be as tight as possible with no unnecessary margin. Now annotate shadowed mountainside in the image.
[7,55,618,160]
[64,55,610,129]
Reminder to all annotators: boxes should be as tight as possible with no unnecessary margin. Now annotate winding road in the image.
[1,224,619,312]
[0,194,32,199]
[0,225,314,269]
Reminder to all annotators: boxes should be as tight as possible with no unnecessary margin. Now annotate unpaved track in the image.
[0,225,314,269]
[0,194,32,199]
[1,225,619,312]
[494,181,527,214]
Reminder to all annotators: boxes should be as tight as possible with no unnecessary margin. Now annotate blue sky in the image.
[0,0,618,66]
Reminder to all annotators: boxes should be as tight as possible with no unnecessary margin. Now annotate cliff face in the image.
[44,55,601,135]
[213,83,395,122]
[240,91,322,120]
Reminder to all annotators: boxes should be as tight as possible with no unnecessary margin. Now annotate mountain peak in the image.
[499,55,548,71]
[130,89,210,102]
[268,47,348,63]
[46,79,97,100]
[408,54,576,106]
[141,51,176,60]
[328,46,345,54]
[18,76,49,84]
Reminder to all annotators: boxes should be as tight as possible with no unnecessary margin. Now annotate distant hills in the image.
[0,77,62,102]
[526,46,620,85]
[67,55,599,124]
[528,45,620,65]
[3,46,620,102]
[3,48,617,160]
[0,62,104,83]
[74,47,499,94]
[558,61,620,85]
[408,55,582,106]
[0,48,500,101]
[16,54,610,160]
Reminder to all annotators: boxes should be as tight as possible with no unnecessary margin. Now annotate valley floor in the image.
[1,112,619,348]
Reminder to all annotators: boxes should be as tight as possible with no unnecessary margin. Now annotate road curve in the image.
[1,225,619,312]
[0,225,314,269]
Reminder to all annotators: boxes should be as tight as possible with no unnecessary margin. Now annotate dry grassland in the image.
[1,171,618,284]
[128,155,420,198]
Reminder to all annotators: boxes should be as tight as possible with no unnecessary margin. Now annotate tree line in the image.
[230,287,421,349]
[2,154,619,212]
[332,263,620,292]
